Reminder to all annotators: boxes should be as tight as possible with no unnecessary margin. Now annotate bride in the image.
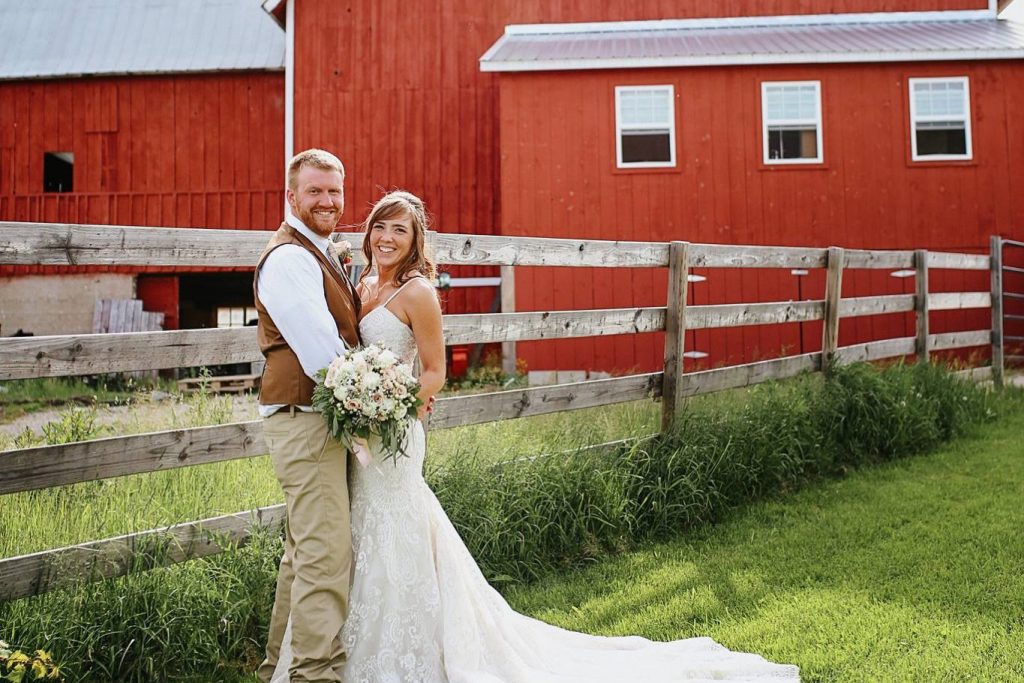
[272,191,800,682]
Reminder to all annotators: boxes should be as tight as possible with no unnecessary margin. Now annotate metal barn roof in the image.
[480,17,1024,72]
[0,0,285,80]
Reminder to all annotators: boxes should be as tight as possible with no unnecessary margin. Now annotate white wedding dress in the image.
[271,302,800,682]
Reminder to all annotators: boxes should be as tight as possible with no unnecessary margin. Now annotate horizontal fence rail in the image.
[0,222,1006,602]
[0,295,984,381]
[0,505,286,602]
[2,222,956,271]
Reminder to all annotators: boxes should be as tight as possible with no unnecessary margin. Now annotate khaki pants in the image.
[257,410,352,683]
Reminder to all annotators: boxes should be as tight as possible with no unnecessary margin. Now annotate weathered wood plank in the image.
[1,309,671,380]
[430,232,669,267]
[834,337,917,364]
[688,300,823,329]
[0,222,991,276]
[661,242,689,431]
[844,249,915,269]
[688,244,826,269]
[0,222,274,267]
[926,251,990,271]
[991,236,1005,389]
[929,292,992,310]
[954,365,994,382]
[443,308,666,345]
[0,328,262,380]
[916,249,930,363]
[0,421,266,496]
[678,353,822,398]
[0,223,669,268]
[839,294,916,318]
[822,247,845,371]
[429,373,663,430]
[499,265,517,376]
[929,330,991,352]
[0,505,285,602]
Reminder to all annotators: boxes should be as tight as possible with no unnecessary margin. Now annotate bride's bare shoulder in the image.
[403,276,440,312]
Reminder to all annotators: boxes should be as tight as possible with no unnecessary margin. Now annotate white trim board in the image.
[481,48,1024,72]
[283,0,295,214]
[908,76,973,161]
[615,85,678,169]
[496,9,996,38]
[761,81,824,166]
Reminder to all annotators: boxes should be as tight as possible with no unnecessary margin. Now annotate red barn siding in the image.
[0,72,285,280]
[497,60,1022,372]
[294,0,990,318]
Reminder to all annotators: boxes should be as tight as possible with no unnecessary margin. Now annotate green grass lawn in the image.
[504,402,1024,682]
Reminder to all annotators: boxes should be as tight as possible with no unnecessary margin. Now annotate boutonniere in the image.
[328,240,353,268]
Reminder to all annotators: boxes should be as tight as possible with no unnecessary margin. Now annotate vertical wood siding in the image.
[294,0,990,321]
[0,71,285,311]
[497,60,1022,371]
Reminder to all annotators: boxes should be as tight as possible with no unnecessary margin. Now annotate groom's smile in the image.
[287,165,345,238]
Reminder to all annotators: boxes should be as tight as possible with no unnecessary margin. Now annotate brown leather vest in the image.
[254,223,361,406]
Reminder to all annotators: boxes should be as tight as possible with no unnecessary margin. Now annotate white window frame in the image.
[761,81,824,165]
[216,306,258,329]
[614,85,677,169]
[908,76,973,162]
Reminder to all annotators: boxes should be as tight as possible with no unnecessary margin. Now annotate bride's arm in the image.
[404,279,446,419]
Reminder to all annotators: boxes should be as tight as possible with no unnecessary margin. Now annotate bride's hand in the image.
[417,395,435,421]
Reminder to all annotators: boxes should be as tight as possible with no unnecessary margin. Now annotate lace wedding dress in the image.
[271,299,800,683]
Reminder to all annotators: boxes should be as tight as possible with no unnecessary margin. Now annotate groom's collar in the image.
[285,213,331,256]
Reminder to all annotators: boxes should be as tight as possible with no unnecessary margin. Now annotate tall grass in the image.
[0,362,1011,681]
[435,362,1000,583]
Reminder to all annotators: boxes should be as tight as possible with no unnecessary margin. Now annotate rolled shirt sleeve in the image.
[256,244,349,381]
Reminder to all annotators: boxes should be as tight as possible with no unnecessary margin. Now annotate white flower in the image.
[378,348,397,366]
[361,371,381,391]
[332,385,349,401]
[324,361,342,388]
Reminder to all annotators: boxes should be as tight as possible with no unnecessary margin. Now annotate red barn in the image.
[0,0,285,335]
[281,0,1023,374]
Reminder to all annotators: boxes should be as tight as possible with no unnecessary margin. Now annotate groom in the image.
[254,149,361,683]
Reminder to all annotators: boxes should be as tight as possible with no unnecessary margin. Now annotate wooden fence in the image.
[0,221,1006,602]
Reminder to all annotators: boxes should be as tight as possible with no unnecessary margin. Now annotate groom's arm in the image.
[257,245,348,380]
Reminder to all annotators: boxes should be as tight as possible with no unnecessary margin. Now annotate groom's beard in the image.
[296,205,341,237]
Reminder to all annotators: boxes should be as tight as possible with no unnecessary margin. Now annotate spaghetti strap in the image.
[381,276,424,307]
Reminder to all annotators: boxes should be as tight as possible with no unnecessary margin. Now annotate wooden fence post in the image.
[661,241,690,432]
[915,249,930,364]
[821,246,845,373]
[500,265,517,377]
[990,236,1005,389]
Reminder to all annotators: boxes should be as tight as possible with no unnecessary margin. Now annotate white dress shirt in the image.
[256,213,350,417]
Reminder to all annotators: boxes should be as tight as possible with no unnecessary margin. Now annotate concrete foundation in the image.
[0,274,134,336]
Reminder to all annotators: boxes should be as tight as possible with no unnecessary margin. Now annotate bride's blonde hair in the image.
[359,190,437,286]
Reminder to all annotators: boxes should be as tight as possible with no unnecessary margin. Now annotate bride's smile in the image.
[369,211,414,273]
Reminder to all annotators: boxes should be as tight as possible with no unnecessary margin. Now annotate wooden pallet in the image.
[177,373,260,394]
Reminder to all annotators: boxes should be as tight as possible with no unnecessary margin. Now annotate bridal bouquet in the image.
[312,343,422,466]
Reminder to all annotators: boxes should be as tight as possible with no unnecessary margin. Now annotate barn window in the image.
[761,82,823,164]
[909,77,972,161]
[43,152,74,192]
[615,85,676,168]
[217,306,258,328]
